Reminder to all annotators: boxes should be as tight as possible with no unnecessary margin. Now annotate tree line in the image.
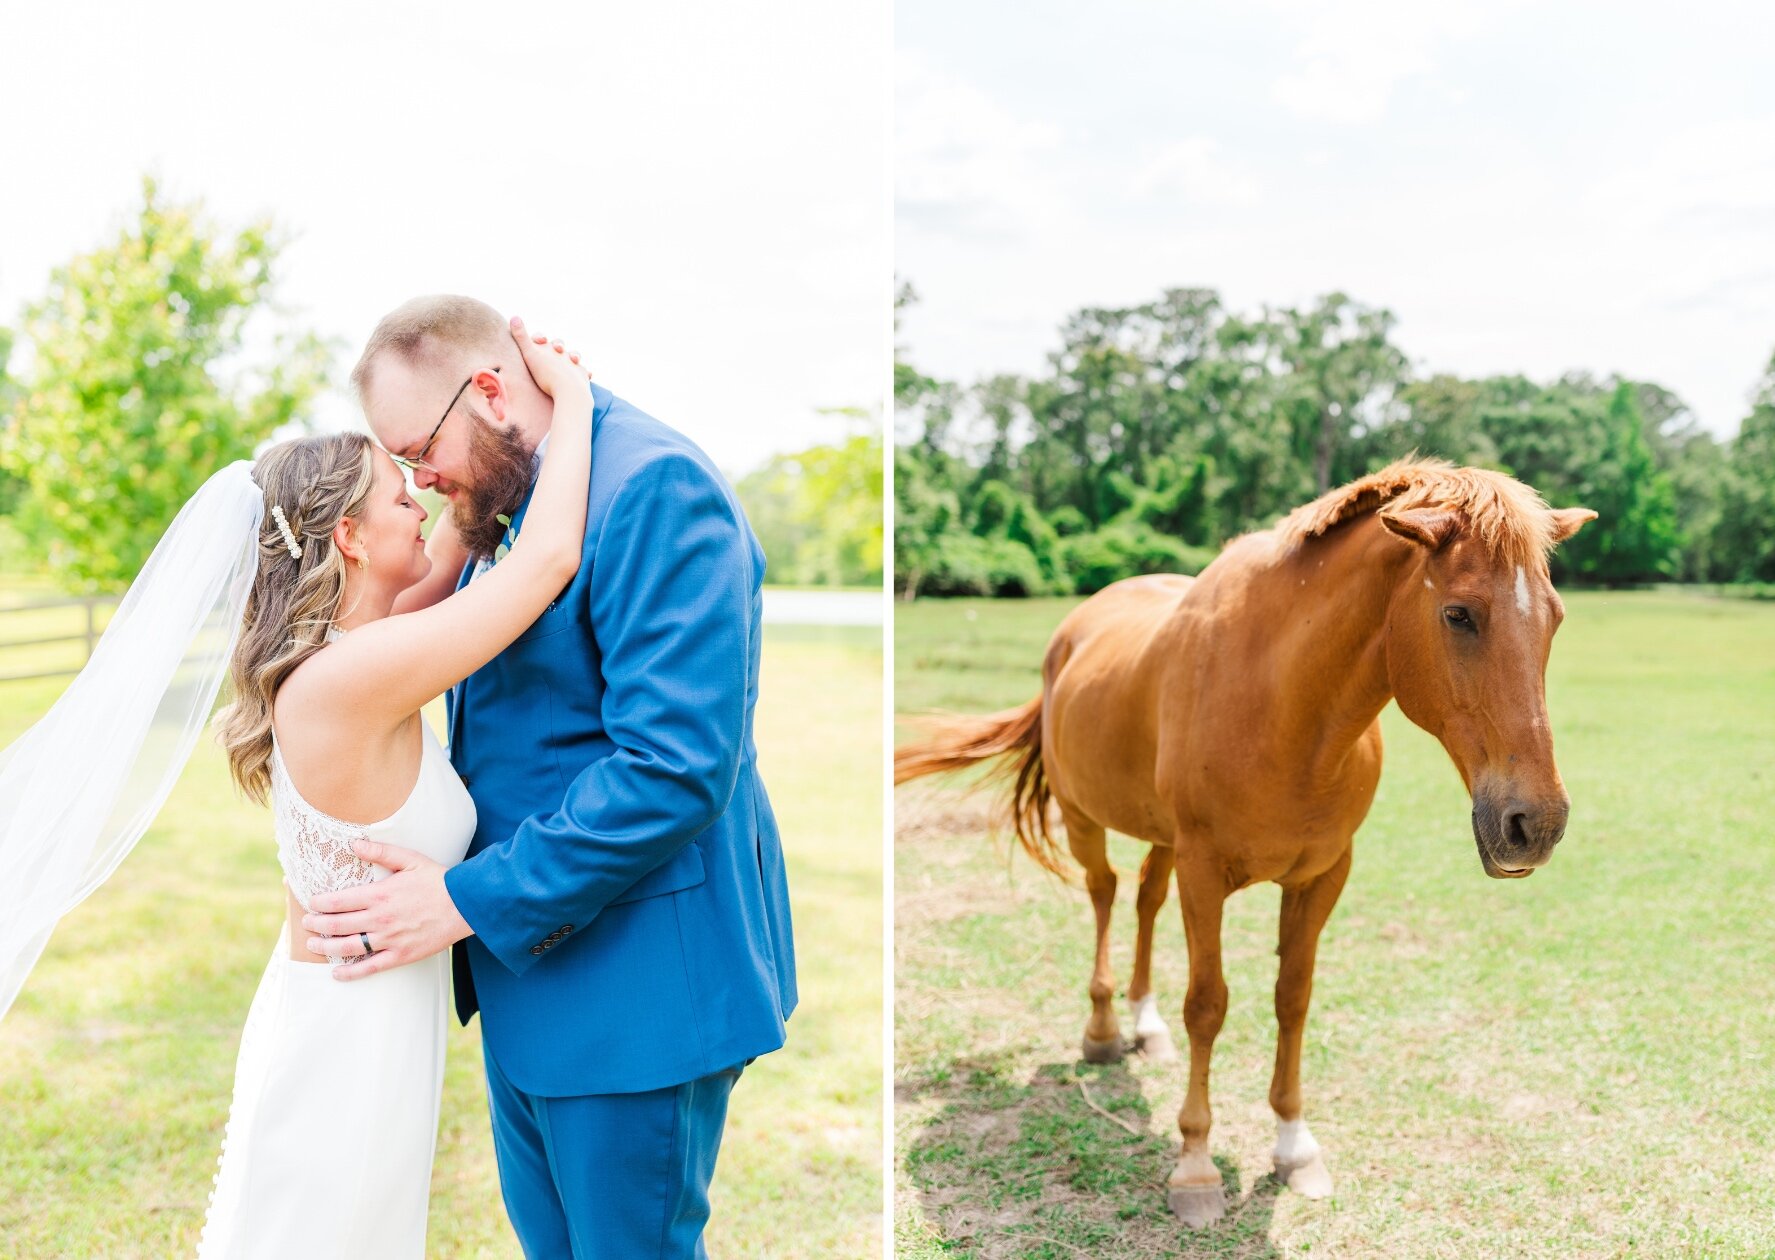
[895,283,1775,598]
[0,180,881,592]
[734,411,883,589]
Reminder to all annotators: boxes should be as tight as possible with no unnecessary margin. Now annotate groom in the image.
[307,294,797,1258]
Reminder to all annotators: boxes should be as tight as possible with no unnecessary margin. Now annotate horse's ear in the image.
[1549,507,1598,544]
[1380,508,1460,551]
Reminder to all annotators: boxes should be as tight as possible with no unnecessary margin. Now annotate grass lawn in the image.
[0,593,882,1259]
[895,590,1775,1259]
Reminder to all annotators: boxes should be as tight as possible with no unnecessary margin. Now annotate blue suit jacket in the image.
[443,384,797,1097]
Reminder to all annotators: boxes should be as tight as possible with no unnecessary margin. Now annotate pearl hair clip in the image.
[270,504,303,560]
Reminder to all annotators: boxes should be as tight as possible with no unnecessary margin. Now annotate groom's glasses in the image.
[389,368,500,476]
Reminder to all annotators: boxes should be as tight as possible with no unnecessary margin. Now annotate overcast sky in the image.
[0,1,888,477]
[898,0,1775,439]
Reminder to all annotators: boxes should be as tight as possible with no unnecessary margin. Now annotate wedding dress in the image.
[196,711,476,1259]
[0,464,480,1257]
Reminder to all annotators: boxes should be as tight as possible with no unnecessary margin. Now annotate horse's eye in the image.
[1443,606,1475,632]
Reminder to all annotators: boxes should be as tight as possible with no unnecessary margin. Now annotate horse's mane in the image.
[1276,458,1556,570]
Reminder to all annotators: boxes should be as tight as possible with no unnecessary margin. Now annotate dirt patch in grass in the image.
[895,782,1008,846]
[902,1057,1289,1260]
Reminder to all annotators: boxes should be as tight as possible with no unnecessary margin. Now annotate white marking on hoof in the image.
[1129,995,1177,1060]
[1136,1026,1176,1060]
[1130,994,1168,1039]
[1515,564,1531,615]
[1273,1117,1320,1166]
[1273,1117,1333,1198]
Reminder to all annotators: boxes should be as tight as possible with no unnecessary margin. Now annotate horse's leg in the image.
[1127,846,1176,1061]
[1060,803,1123,1063]
[1268,846,1352,1200]
[1167,851,1230,1227]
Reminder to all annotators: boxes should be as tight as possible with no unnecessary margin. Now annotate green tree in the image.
[1057,522,1213,595]
[894,279,1743,598]
[734,460,800,580]
[1389,374,1501,466]
[1113,452,1217,546]
[0,178,331,589]
[1621,381,1724,581]
[1187,313,1306,535]
[0,324,21,523]
[1561,382,1678,584]
[1662,426,1728,581]
[894,279,965,457]
[969,477,1065,589]
[894,280,936,412]
[1019,290,1227,526]
[894,444,963,599]
[794,415,884,586]
[735,411,883,588]
[1475,375,1609,505]
[971,373,1026,486]
[1716,352,1775,582]
[1260,293,1409,494]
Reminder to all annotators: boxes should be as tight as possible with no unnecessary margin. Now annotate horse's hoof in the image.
[1166,1181,1228,1228]
[1275,1151,1333,1199]
[1080,1034,1125,1064]
[1135,1027,1177,1062]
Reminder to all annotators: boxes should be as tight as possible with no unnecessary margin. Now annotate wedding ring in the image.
[359,932,374,958]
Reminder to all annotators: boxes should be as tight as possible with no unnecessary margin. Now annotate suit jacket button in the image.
[530,945,544,956]
[460,775,472,790]
[559,925,573,935]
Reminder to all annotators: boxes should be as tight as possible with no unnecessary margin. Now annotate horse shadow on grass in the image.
[902,1051,1285,1259]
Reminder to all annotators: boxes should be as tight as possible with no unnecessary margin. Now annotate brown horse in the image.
[896,461,1596,1227]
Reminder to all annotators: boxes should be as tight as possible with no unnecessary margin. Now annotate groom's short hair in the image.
[350,295,509,401]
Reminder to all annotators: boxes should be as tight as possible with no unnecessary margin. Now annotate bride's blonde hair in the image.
[217,432,377,803]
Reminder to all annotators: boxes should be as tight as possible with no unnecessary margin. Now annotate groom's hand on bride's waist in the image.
[301,839,473,981]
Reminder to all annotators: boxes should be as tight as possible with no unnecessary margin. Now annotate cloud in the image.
[1659,270,1775,319]
[1630,124,1775,326]
[896,51,1065,243]
[1263,0,1500,124]
[898,2,1773,438]
[1582,116,1775,288]
[1129,138,1260,207]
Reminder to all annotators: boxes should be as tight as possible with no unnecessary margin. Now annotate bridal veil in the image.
[0,461,263,1019]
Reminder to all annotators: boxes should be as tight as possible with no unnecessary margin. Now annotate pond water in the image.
[760,589,883,626]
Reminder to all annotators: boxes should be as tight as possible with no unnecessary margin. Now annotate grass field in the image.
[0,589,882,1259]
[896,590,1775,1259]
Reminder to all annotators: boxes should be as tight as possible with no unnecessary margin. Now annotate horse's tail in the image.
[894,697,1066,877]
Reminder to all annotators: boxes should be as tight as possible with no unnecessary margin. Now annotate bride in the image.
[0,316,591,1258]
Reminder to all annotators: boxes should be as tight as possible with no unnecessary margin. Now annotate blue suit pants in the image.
[483,1033,743,1259]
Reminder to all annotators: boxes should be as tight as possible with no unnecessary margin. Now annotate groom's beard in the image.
[454,414,538,559]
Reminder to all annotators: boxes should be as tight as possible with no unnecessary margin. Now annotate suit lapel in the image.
[446,557,475,754]
[449,383,609,758]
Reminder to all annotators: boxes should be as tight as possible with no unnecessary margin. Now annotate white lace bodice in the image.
[270,719,477,961]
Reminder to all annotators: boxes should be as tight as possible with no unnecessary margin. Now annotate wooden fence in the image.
[0,595,117,683]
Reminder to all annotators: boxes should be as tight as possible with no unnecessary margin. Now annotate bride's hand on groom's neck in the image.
[510,315,592,404]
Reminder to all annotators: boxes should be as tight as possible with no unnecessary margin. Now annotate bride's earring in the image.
[356,553,369,571]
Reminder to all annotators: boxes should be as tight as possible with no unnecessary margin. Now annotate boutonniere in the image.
[493,513,517,563]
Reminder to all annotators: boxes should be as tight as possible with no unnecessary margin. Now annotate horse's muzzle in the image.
[1470,786,1569,879]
